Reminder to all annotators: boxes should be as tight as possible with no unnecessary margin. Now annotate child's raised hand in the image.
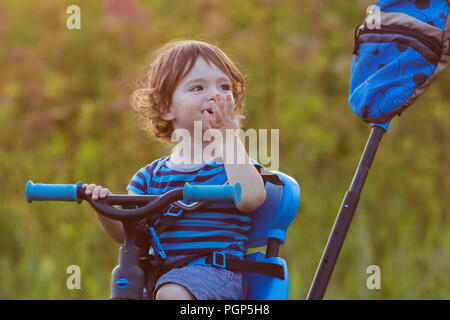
[81,183,111,201]
[204,92,245,132]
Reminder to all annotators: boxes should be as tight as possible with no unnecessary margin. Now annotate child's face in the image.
[163,56,233,134]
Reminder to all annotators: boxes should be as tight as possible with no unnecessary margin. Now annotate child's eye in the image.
[221,84,231,91]
[191,86,203,92]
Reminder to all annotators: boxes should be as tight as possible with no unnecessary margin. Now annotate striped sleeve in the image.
[126,159,162,195]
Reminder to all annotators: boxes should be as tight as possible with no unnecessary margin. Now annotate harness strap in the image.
[141,249,215,299]
[192,252,285,280]
[140,165,282,235]
[141,249,285,299]
[155,204,184,235]
[256,166,285,186]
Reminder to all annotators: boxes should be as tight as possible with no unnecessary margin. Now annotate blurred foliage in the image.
[0,0,449,299]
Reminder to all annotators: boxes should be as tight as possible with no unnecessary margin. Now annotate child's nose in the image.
[208,92,224,103]
[207,88,223,101]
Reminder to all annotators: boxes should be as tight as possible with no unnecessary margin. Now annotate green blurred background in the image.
[1,0,448,300]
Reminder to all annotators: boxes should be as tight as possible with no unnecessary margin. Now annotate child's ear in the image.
[161,109,175,121]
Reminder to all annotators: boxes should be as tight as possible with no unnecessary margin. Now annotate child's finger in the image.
[85,184,96,194]
[221,95,229,116]
[203,111,214,129]
[234,115,246,127]
[225,93,234,116]
[215,94,226,111]
[210,101,223,125]
[92,185,103,200]
[216,93,223,104]
[210,100,223,117]
[100,188,111,199]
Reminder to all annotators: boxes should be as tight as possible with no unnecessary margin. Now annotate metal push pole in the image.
[307,124,386,300]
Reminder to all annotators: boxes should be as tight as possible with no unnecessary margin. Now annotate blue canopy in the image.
[349,0,450,127]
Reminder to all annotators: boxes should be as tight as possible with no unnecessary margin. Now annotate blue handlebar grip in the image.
[26,181,83,204]
[183,183,241,204]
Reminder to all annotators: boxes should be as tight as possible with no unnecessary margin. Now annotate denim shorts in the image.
[151,265,248,300]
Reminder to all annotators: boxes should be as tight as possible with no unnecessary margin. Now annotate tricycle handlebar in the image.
[25,180,241,221]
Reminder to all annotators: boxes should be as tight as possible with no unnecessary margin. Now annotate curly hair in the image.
[130,39,246,142]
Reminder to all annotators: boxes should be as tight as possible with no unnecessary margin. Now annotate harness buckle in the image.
[212,251,226,269]
[164,204,184,217]
[148,226,166,260]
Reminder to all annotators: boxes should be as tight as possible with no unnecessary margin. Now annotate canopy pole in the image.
[307,125,386,300]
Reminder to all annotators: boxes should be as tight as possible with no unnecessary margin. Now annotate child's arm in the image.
[207,92,266,212]
[223,137,266,212]
[82,184,127,244]
[94,210,124,244]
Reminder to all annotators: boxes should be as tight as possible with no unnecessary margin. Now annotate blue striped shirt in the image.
[126,156,264,264]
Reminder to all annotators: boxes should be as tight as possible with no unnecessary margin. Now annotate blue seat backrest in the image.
[247,171,301,248]
[244,171,300,300]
